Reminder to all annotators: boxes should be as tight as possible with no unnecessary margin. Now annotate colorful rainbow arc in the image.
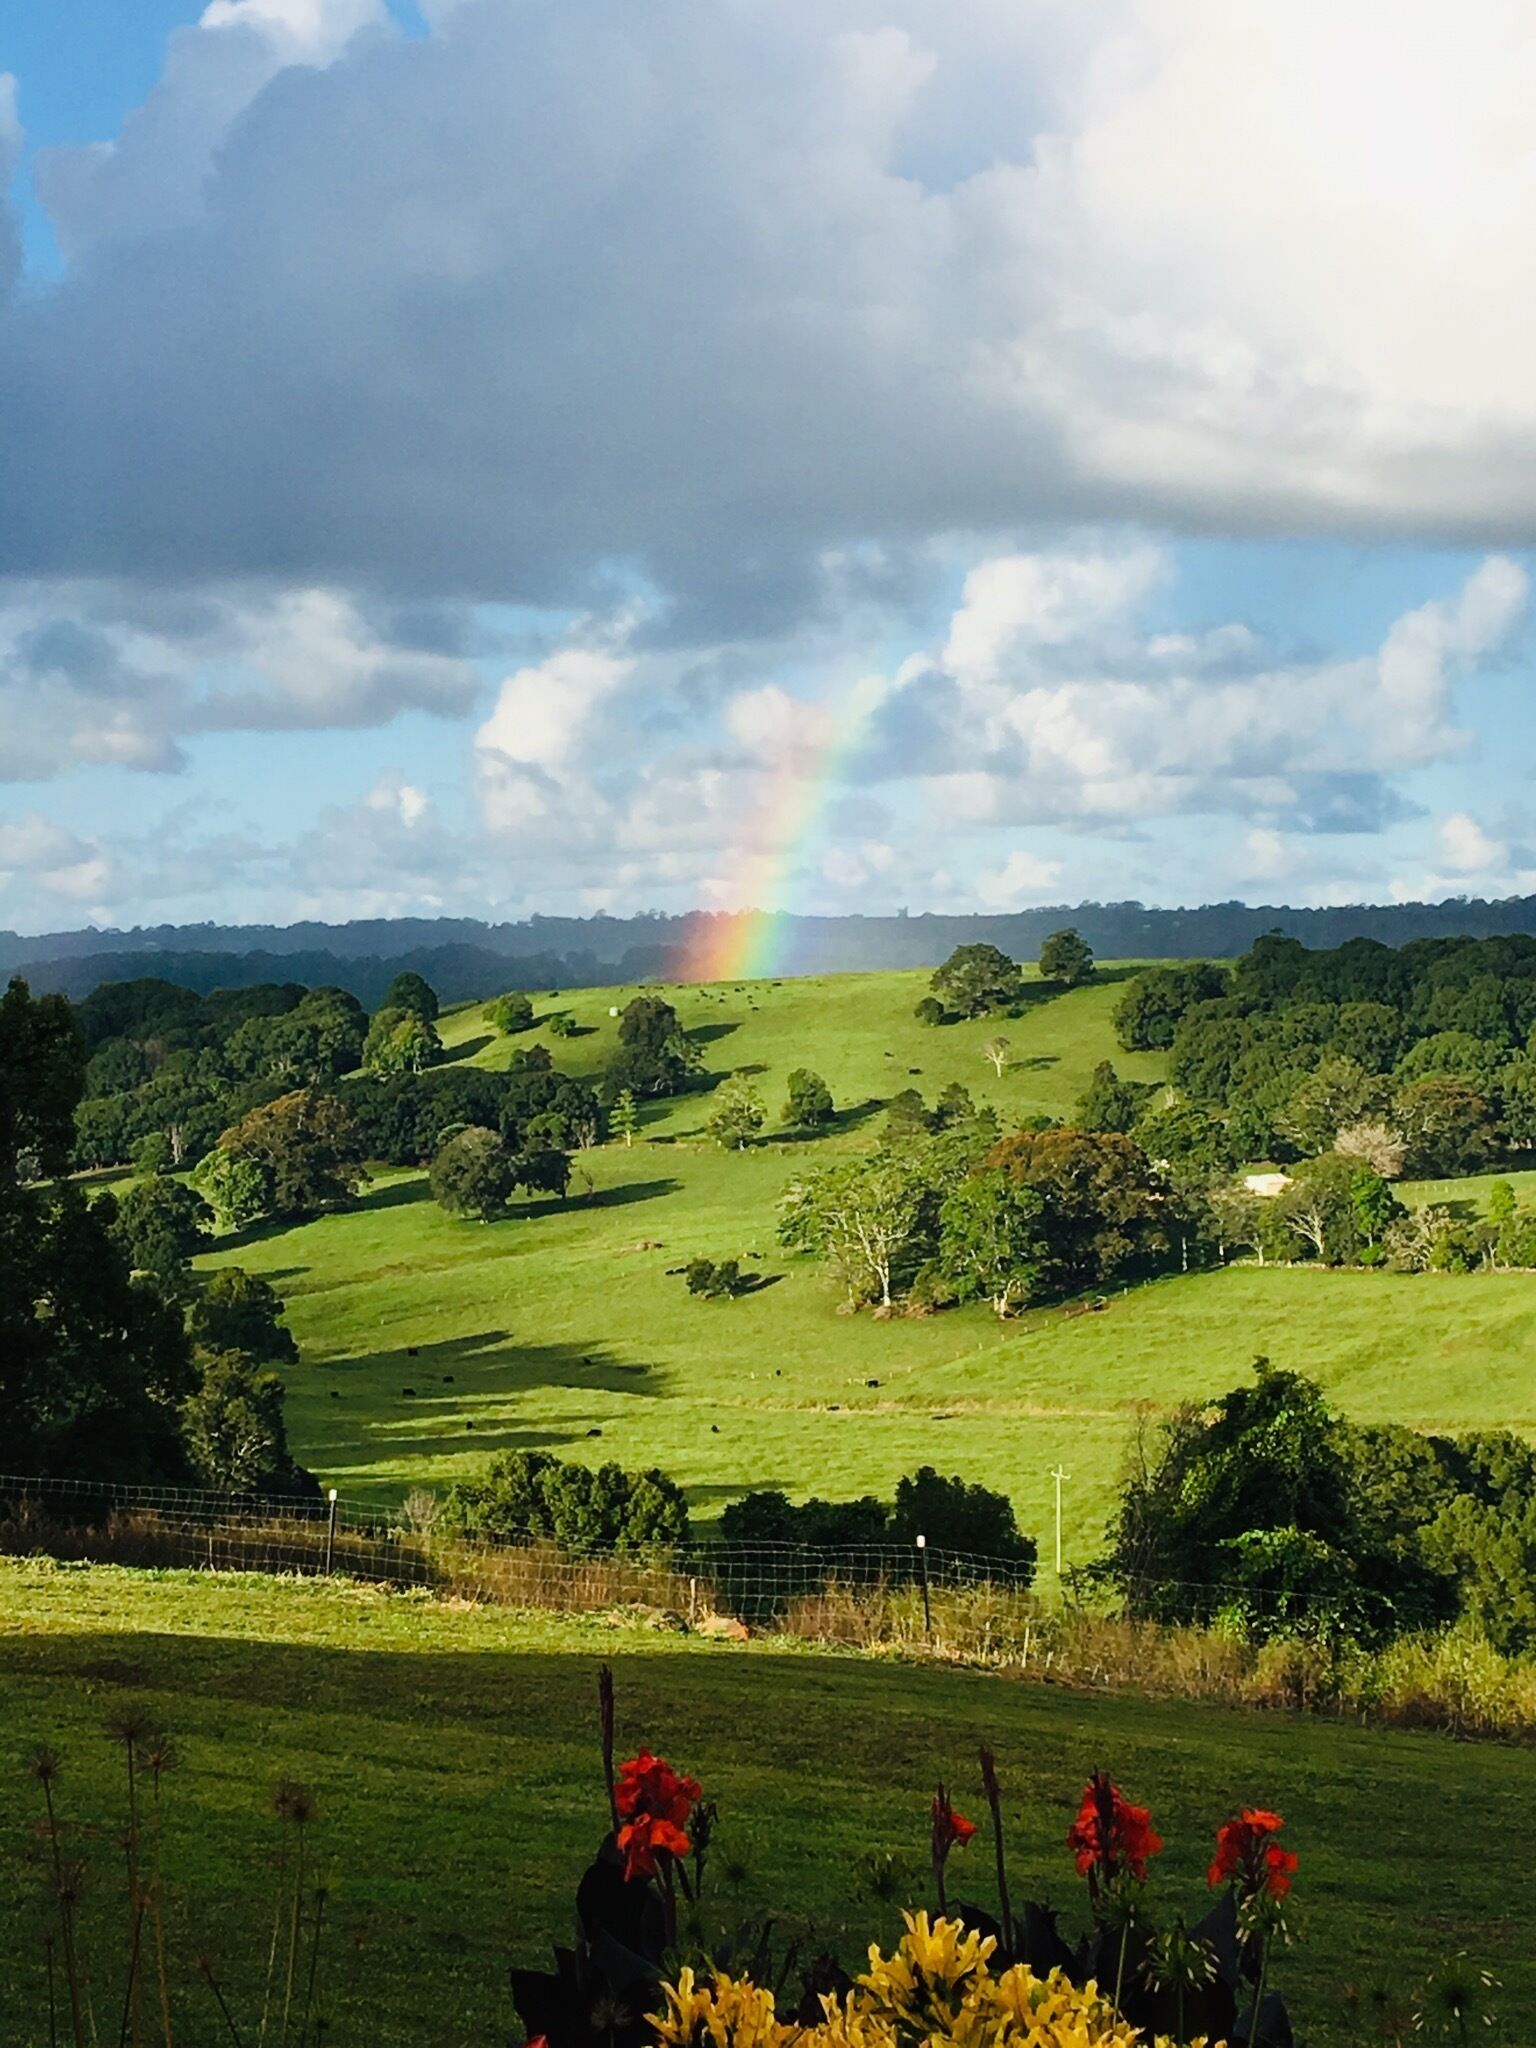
[666,688,879,983]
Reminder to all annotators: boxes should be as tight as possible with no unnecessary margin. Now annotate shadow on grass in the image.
[690,1022,742,1046]
[515,1177,680,1222]
[775,1099,885,1144]
[441,1033,494,1064]
[352,1176,434,1214]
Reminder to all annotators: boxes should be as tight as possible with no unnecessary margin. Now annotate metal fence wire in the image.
[0,1471,1038,1620]
[0,1471,1368,1629]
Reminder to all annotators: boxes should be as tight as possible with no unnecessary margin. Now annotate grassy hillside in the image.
[3,1562,1531,2048]
[193,967,1536,1555]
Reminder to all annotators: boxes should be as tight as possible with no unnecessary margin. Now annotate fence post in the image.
[688,1575,698,1626]
[916,1533,931,1640]
[324,1489,338,1576]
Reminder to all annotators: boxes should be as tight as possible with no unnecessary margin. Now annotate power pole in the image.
[1049,1465,1069,1579]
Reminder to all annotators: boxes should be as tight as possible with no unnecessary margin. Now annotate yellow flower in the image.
[657,1920,1220,2048]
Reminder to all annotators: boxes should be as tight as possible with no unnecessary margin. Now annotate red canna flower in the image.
[931,1787,977,1862]
[1066,1772,1163,1889]
[1208,1809,1298,1901]
[614,1750,702,1883]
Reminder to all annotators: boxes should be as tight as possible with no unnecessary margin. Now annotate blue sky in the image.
[1,1,1534,935]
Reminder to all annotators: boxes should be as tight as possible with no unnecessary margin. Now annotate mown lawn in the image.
[1,1562,1531,2047]
[188,964,1536,1557]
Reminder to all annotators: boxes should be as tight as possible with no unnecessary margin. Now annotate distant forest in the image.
[9,894,1536,1005]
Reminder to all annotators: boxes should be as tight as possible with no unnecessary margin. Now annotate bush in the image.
[442,1448,689,1554]
[489,991,535,1033]
[783,1067,833,1127]
[684,1256,747,1299]
[914,996,947,1027]
[430,1126,516,1219]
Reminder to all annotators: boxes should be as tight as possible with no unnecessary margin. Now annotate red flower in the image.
[1208,1809,1298,1900]
[1066,1772,1163,1887]
[614,1750,701,1882]
[931,1787,977,1863]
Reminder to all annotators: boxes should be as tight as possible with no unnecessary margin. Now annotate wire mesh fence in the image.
[0,1471,1045,1624]
[0,1470,1380,1637]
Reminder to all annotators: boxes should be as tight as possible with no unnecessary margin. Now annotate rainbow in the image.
[666,680,884,984]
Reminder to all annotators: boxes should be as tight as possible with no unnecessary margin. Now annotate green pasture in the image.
[2,1561,1530,2048]
[189,969,1536,1557]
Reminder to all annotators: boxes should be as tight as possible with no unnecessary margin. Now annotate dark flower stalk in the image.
[978,1746,1012,1952]
[930,1785,976,1917]
[198,1956,247,2048]
[598,1666,618,1831]
[30,1746,87,2048]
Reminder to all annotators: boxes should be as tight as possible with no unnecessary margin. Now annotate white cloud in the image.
[876,551,1528,834]
[975,848,1063,908]
[1437,810,1507,874]
[16,4,1536,620]
[0,579,479,783]
[943,545,1167,682]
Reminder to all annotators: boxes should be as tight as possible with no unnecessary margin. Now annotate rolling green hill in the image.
[3,1561,1530,2048]
[192,968,1536,1556]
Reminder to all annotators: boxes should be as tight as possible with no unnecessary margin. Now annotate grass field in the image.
[3,1560,1532,2048]
[192,967,1536,1557]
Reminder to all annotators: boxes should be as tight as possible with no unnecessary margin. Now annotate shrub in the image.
[489,991,536,1033]
[443,1448,689,1554]
[783,1067,833,1127]
[430,1125,516,1219]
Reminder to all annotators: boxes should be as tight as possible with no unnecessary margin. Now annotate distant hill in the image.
[7,894,1536,1004]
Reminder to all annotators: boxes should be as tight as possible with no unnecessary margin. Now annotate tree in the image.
[443,1449,690,1554]
[218,1090,369,1219]
[0,975,85,1183]
[605,995,699,1099]
[783,1068,833,1128]
[1495,1059,1536,1150]
[188,1266,299,1363]
[610,1087,640,1146]
[517,1143,573,1200]
[1271,1152,1397,1265]
[189,1146,272,1232]
[430,1126,516,1219]
[883,1088,932,1143]
[986,1128,1169,1293]
[888,1466,1037,1575]
[1112,963,1229,1052]
[706,1074,766,1150]
[0,1183,197,1483]
[1100,1363,1394,1639]
[913,996,947,1027]
[104,1176,211,1295]
[383,971,440,1023]
[364,1007,441,1077]
[489,991,536,1034]
[779,1154,929,1308]
[980,1035,1011,1078]
[1396,1029,1509,1096]
[548,1012,579,1039]
[1334,1119,1406,1179]
[1038,928,1095,987]
[1131,1102,1234,1177]
[937,1170,1048,1317]
[1276,1056,1384,1155]
[180,1352,313,1495]
[930,943,1020,1020]
[1394,1076,1499,1177]
[1073,1061,1156,1134]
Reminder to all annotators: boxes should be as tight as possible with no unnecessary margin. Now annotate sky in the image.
[2,1,1535,937]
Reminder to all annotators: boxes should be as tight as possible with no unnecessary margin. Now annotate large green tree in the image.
[217,1089,369,1219]
[1038,928,1095,987]
[986,1127,1169,1293]
[930,943,1020,1019]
